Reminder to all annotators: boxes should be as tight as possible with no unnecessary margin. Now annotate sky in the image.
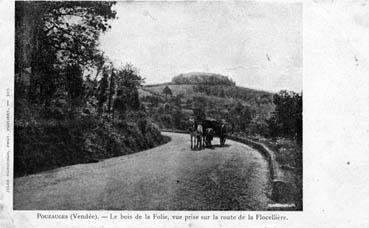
[100,1,302,92]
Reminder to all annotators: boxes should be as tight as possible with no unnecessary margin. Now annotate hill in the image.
[143,72,272,103]
[139,73,275,135]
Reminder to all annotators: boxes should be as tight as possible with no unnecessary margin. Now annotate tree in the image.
[229,102,254,132]
[15,1,116,108]
[171,94,183,107]
[192,96,207,123]
[194,108,206,123]
[64,64,84,108]
[162,86,172,97]
[160,114,173,128]
[113,63,144,118]
[107,68,116,115]
[97,72,109,114]
[268,90,302,143]
[173,108,185,130]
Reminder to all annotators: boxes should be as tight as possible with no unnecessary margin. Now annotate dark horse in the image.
[202,118,227,147]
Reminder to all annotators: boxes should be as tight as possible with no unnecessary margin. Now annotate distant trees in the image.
[228,102,255,132]
[141,87,303,145]
[194,84,273,105]
[192,96,206,122]
[142,85,274,132]
[172,73,235,86]
[268,90,302,144]
[173,108,186,130]
[194,108,206,123]
[162,86,172,97]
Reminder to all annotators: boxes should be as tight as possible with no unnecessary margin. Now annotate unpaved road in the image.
[14,132,272,210]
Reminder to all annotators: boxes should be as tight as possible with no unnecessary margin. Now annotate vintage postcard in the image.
[1,0,369,227]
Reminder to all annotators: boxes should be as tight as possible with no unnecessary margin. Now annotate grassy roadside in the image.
[232,132,302,209]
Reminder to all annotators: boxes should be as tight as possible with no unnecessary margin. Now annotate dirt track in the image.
[14,132,272,210]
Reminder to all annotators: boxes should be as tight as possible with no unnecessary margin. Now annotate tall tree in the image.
[97,72,109,114]
[268,90,302,142]
[107,68,116,115]
[15,1,116,107]
[113,63,144,118]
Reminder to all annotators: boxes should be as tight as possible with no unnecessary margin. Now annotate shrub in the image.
[14,115,167,177]
[268,90,302,143]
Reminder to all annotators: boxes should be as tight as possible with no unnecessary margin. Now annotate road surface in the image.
[14,132,272,210]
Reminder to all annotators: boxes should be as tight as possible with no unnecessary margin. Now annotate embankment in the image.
[14,117,169,177]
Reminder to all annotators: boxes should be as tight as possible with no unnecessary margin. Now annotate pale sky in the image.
[100,1,302,92]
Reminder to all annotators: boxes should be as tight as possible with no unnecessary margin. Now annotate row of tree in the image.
[171,73,236,86]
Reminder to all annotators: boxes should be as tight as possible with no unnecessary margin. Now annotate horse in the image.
[189,120,205,150]
[196,123,204,149]
[189,120,198,150]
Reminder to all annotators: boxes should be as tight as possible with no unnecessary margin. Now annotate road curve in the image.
[14,132,272,210]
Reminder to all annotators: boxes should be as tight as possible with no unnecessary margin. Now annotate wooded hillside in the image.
[14,1,167,177]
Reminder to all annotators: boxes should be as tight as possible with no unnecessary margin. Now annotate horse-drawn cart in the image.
[202,118,227,147]
[189,118,227,149]
[189,117,227,149]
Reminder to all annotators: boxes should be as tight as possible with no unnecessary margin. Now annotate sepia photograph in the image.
[13,1,302,211]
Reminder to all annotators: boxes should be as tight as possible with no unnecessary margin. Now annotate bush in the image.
[14,115,168,177]
[248,117,270,136]
[268,90,302,143]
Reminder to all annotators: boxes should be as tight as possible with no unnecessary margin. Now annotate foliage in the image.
[268,90,302,144]
[14,2,167,177]
[14,116,169,177]
[15,1,116,107]
[141,81,302,144]
[140,80,274,133]
[193,108,206,123]
[172,73,235,86]
[162,85,172,97]
[194,84,273,105]
[172,108,187,130]
[97,72,109,113]
[113,63,144,117]
[228,102,255,132]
